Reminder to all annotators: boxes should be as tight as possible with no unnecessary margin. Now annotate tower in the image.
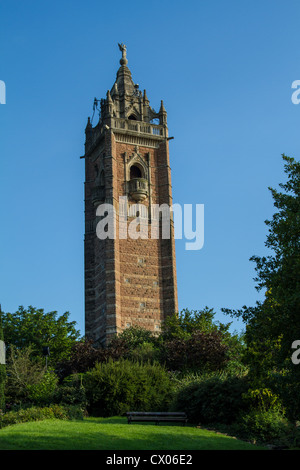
[83,44,178,345]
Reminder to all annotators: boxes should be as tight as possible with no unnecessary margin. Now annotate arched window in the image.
[128,114,137,120]
[130,165,142,179]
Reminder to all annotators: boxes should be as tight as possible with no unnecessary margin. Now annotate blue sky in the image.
[1,0,300,336]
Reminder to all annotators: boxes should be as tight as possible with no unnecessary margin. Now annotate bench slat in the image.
[126,411,187,426]
[126,412,186,416]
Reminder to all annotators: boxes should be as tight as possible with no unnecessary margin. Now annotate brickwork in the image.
[84,45,178,345]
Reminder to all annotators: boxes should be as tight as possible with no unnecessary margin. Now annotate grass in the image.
[0,416,266,450]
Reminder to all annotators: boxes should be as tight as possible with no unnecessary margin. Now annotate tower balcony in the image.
[92,186,105,206]
[128,178,148,202]
[113,118,167,138]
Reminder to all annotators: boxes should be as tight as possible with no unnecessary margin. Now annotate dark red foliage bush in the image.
[161,330,229,372]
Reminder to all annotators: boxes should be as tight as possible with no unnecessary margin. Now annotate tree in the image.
[56,332,149,380]
[56,339,107,380]
[222,154,300,420]
[158,308,245,372]
[162,308,244,365]
[249,155,300,364]
[1,306,81,366]
[110,325,157,348]
[4,345,58,406]
[161,307,232,341]
[107,326,161,363]
[5,345,46,404]
[161,330,229,372]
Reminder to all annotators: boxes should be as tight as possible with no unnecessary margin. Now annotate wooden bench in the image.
[126,411,188,426]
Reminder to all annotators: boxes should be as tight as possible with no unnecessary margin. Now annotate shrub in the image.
[5,345,47,404]
[0,404,84,429]
[161,331,229,372]
[242,388,283,413]
[237,409,290,444]
[84,359,174,417]
[53,374,87,409]
[26,370,58,405]
[268,371,300,424]
[128,342,160,364]
[171,372,249,425]
[56,340,107,380]
[111,326,157,349]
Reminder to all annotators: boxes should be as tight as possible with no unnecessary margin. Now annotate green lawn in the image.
[0,416,266,450]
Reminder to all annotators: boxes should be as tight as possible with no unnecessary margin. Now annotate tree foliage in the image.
[56,335,137,380]
[84,359,174,417]
[111,325,157,348]
[222,154,300,419]
[161,307,232,340]
[249,155,300,365]
[1,306,81,366]
[161,330,229,372]
[56,340,107,380]
[161,308,244,369]
[172,373,249,425]
[5,345,46,404]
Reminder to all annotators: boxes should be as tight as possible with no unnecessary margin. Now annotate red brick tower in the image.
[84,44,178,345]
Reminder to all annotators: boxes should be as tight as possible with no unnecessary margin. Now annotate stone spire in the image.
[97,44,164,123]
[114,43,135,98]
[159,100,167,125]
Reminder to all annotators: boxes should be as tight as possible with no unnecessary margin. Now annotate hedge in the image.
[0,405,84,429]
[84,359,174,416]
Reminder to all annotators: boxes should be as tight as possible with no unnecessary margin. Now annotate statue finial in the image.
[118,43,128,65]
